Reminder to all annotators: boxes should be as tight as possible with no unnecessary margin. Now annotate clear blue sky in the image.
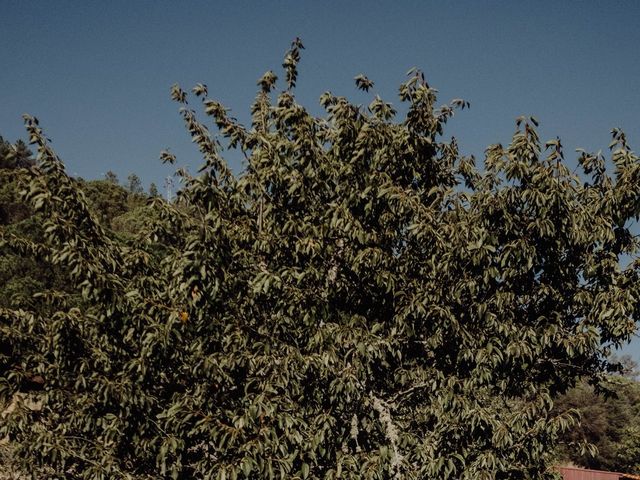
[3,1,640,358]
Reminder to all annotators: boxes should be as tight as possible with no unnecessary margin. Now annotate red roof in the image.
[558,466,636,480]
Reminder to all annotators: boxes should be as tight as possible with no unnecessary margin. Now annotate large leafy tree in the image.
[2,42,640,479]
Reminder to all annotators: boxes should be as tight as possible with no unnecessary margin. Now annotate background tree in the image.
[149,182,159,197]
[554,359,640,473]
[104,170,118,184]
[2,42,640,479]
[0,136,33,170]
[126,173,144,195]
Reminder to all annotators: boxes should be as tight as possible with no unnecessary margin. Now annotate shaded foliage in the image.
[0,139,152,313]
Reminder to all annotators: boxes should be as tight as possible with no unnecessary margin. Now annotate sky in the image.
[2,1,640,358]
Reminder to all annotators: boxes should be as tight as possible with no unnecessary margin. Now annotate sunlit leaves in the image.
[191,83,208,97]
[170,83,187,104]
[160,149,176,165]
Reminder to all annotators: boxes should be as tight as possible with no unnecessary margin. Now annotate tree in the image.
[104,170,118,184]
[126,173,144,195]
[149,182,159,198]
[2,41,640,479]
[0,136,33,170]
[81,178,130,228]
[614,354,639,380]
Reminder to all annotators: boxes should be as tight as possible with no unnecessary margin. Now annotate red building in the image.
[559,466,640,480]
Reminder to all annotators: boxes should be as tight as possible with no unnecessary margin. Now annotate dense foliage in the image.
[2,43,640,479]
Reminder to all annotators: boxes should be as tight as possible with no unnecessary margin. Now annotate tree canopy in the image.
[2,41,640,479]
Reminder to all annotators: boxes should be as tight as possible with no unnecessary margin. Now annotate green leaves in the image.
[258,70,278,93]
[354,74,374,92]
[283,37,304,91]
[170,84,187,104]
